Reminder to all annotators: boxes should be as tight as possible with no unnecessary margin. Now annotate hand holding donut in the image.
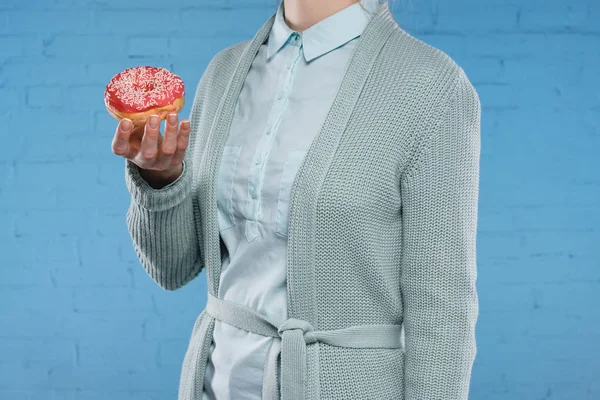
[111,113,191,188]
[105,66,190,188]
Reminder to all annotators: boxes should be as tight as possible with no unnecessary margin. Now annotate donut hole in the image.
[134,81,156,93]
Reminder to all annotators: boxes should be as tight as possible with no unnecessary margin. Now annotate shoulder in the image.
[382,26,479,110]
[381,27,480,179]
[205,39,251,78]
[192,39,251,100]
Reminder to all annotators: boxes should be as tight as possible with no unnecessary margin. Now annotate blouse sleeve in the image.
[399,66,481,399]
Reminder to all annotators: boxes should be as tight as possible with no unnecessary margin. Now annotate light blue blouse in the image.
[203,0,381,398]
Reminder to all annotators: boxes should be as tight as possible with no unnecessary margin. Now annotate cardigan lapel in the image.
[201,13,276,298]
[285,0,397,325]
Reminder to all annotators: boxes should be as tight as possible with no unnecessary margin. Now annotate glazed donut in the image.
[104,66,185,127]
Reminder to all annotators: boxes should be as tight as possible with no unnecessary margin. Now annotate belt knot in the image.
[277,318,317,344]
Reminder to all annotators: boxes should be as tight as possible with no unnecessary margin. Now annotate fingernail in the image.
[149,115,159,129]
[168,113,177,126]
[182,120,190,130]
[122,118,132,131]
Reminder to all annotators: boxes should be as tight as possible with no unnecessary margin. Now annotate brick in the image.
[90,10,179,35]
[518,4,595,32]
[43,35,127,61]
[78,339,158,368]
[26,86,63,108]
[0,62,90,87]
[50,264,132,287]
[0,263,54,286]
[0,10,92,35]
[0,315,64,338]
[0,338,75,368]
[60,314,145,341]
[46,364,179,391]
[127,37,169,58]
[73,287,154,314]
[156,339,188,367]
[0,287,75,317]
[0,366,51,389]
[179,8,271,36]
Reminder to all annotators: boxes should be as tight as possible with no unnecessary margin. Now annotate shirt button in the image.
[286,64,291,69]
[255,157,262,165]
[266,129,271,135]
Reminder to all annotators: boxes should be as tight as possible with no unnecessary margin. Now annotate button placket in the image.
[245,35,301,242]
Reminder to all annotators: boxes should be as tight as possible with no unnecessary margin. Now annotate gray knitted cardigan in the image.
[124,1,481,399]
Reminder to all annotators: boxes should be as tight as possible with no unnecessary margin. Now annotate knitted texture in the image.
[124,1,481,399]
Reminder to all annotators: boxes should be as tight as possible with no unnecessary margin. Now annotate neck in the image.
[282,0,360,32]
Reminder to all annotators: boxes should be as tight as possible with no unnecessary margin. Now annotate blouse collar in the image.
[266,0,382,62]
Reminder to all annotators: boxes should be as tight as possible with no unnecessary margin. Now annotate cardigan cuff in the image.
[124,158,192,212]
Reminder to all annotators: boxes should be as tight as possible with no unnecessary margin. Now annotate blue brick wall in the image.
[1,0,598,399]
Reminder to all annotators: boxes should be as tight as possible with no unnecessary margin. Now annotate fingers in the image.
[141,114,161,160]
[162,113,179,156]
[112,118,132,156]
[171,119,191,166]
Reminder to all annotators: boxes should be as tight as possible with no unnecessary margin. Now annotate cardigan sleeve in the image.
[124,152,202,291]
[399,66,481,399]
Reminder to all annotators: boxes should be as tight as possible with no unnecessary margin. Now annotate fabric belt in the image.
[205,292,404,400]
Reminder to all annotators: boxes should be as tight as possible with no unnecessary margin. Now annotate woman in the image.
[112,0,481,399]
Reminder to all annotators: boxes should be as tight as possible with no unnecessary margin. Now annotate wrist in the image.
[138,163,183,189]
